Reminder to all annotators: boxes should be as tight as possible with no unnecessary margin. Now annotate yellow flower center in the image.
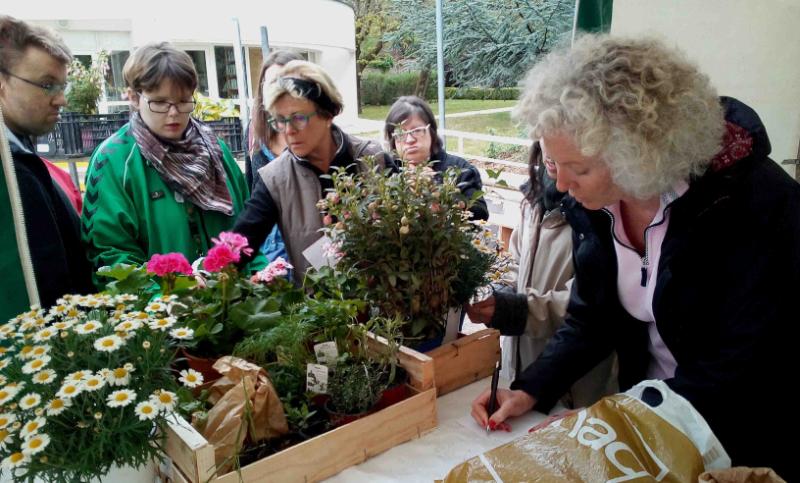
[20,346,33,355]
[36,373,49,382]
[85,323,96,330]
[31,360,44,369]
[102,339,115,347]
[51,399,64,409]
[29,438,42,449]
[87,379,100,388]
[159,394,173,404]
[186,374,197,383]
[23,397,36,406]
[115,393,129,402]
[64,386,77,395]
[25,422,39,432]
[10,452,24,463]
[0,391,8,399]
[141,405,153,414]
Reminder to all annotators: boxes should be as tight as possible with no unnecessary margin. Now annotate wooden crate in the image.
[425,328,501,396]
[162,336,437,483]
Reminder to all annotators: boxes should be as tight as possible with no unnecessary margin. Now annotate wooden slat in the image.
[164,413,217,482]
[365,331,435,391]
[426,329,501,396]
[214,387,437,483]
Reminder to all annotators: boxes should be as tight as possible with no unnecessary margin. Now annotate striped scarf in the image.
[130,113,233,215]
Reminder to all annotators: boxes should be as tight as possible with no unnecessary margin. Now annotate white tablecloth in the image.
[325,377,556,482]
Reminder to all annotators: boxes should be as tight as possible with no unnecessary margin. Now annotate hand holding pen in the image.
[485,360,500,433]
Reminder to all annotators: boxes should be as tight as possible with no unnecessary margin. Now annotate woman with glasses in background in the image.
[82,42,258,286]
[234,60,393,283]
[384,96,488,221]
[243,50,301,269]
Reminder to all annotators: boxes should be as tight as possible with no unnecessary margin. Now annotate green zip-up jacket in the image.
[82,123,263,288]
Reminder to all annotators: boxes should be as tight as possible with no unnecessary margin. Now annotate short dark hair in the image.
[523,141,544,207]
[384,96,442,157]
[0,15,71,72]
[123,42,197,93]
[250,50,303,155]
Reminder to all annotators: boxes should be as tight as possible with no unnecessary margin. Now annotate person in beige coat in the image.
[467,142,616,408]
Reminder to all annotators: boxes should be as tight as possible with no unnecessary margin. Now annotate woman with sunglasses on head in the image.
[82,42,259,286]
[384,96,488,221]
[234,60,393,283]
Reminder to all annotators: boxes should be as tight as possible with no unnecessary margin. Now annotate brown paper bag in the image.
[200,356,289,469]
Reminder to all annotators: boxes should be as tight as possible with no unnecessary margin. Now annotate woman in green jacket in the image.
[82,43,256,287]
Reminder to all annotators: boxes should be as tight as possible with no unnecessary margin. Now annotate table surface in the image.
[325,377,554,482]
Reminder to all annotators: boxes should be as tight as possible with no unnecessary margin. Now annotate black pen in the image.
[486,360,500,433]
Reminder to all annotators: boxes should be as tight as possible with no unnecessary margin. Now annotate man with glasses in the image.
[0,15,94,319]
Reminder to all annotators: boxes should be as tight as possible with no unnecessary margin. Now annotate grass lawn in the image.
[360,99,516,121]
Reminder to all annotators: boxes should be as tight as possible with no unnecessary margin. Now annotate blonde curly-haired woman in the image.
[471,34,799,479]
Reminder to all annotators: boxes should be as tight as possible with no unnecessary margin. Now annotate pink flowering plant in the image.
[319,157,508,345]
[170,233,304,358]
[0,293,201,482]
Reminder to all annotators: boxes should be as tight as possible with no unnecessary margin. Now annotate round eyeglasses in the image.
[139,93,196,114]
[392,124,430,141]
[268,112,318,132]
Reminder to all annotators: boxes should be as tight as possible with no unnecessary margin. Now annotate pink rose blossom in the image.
[212,232,253,258]
[146,253,193,277]
[203,245,239,272]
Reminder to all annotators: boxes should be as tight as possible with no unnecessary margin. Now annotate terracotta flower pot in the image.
[372,383,410,411]
[181,348,222,383]
[324,399,369,428]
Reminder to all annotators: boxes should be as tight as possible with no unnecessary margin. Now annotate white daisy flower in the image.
[1,451,29,470]
[178,369,204,388]
[74,320,102,335]
[77,296,103,309]
[51,320,75,331]
[106,389,136,408]
[20,417,45,438]
[0,428,12,450]
[124,311,149,322]
[0,346,14,357]
[18,393,41,410]
[18,320,37,332]
[17,345,35,359]
[22,355,51,374]
[134,401,158,421]
[32,327,57,342]
[116,294,139,303]
[0,323,16,336]
[145,301,168,313]
[0,413,16,429]
[148,317,176,331]
[21,433,50,455]
[82,375,106,392]
[0,388,15,406]
[65,307,83,319]
[114,320,142,332]
[45,398,70,416]
[30,345,50,358]
[0,376,5,386]
[49,304,69,316]
[107,366,134,386]
[65,370,91,383]
[150,390,177,412]
[93,335,124,352]
[32,369,57,385]
[0,358,9,370]
[169,327,194,340]
[56,383,83,399]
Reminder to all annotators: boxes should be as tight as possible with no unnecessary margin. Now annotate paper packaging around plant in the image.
[201,356,289,469]
[443,307,462,345]
[441,380,730,483]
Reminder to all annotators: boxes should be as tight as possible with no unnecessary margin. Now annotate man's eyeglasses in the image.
[0,68,68,96]
[268,112,318,132]
[392,124,430,141]
[139,93,196,114]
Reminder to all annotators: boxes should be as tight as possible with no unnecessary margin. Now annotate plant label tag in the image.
[306,363,329,393]
[314,342,339,366]
[443,307,462,345]
[303,235,337,270]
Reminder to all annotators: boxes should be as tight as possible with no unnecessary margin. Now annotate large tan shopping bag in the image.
[443,380,730,482]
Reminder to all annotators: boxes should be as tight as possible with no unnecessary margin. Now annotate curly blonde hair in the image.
[514,34,725,199]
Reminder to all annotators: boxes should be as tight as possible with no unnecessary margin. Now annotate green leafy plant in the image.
[65,52,108,115]
[0,292,199,482]
[319,157,508,345]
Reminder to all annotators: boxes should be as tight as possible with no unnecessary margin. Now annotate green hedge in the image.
[361,71,520,105]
